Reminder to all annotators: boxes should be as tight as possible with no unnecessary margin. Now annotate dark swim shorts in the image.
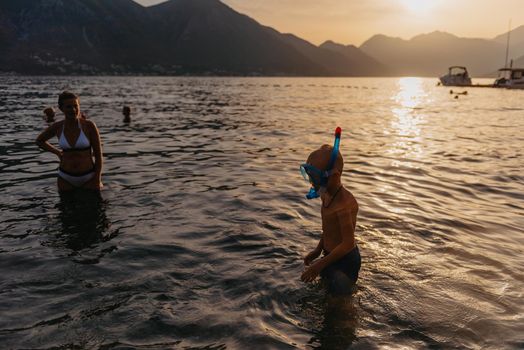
[320,245,361,295]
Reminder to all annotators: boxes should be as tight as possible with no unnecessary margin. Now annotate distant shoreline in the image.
[0,72,497,79]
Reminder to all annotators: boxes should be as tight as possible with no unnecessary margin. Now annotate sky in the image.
[134,0,524,46]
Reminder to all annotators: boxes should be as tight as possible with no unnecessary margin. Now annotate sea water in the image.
[0,77,523,349]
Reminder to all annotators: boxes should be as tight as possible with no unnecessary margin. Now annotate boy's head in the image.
[122,106,131,123]
[43,107,55,122]
[307,144,344,175]
[300,127,343,199]
[301,144,344,199]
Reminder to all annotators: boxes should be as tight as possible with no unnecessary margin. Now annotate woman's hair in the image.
[58,91,78,108]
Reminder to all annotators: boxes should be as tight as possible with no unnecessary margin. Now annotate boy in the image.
[300,128,361,295]
[43,107,55,123]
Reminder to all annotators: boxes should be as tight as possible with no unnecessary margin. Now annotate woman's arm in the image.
[36,122,61,159]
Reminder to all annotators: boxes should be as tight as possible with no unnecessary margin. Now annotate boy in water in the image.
[300,129,361,295]
[43,107,55,123]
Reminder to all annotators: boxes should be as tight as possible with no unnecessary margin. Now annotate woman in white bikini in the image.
[36,91,103,192]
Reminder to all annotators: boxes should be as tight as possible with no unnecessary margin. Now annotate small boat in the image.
[439,66,472,86]
[494,68,524,89]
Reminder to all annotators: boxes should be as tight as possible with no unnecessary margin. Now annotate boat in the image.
[492,21,524,89]
[493,68,524,89]
[439,66,472,86]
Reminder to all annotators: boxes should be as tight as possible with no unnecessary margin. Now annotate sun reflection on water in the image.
[388,77,428,161]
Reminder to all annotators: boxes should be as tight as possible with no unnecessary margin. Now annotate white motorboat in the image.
[439,66,472,86]
[494,68,524,89]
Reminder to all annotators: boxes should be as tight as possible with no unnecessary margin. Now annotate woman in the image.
[36,91,103,192]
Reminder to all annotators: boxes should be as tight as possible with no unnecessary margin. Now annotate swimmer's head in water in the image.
[122,106,131,122]
[43,107,55,116]
[43,107,55,121]
[300,128,343,199]
[58,91,80,119]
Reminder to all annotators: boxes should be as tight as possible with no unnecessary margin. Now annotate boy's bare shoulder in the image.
[328,187,357,213]
[342,187,358,213]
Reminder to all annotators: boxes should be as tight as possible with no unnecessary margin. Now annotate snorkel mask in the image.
[300,127,342,199]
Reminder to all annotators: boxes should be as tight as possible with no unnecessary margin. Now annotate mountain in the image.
[3,0,518,77]
[360,31,507,77]
[319,40,390,76]
[270,33,392,76]
[0,0,384,76]
[512,55,524,68]
[493,25,524,61]
[0,0,162,74]
[145,0,325,75]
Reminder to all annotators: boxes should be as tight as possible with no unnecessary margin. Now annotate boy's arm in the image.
[315,235,324,252]
[301,209,355,281]
[304,235,323,266]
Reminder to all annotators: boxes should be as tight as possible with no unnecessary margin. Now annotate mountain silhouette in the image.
[492,25,524,61]
[145,0,325,75]
[319,40,390,76]
[1,0,522,77]
[0,0,384,76]
[360,31,507,77]
[511,54,524,69]
[0,0,163,73]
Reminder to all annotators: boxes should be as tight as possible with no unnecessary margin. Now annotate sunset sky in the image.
[134,0,524,46]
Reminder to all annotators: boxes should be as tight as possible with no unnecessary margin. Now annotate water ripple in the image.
[0,77,523,349]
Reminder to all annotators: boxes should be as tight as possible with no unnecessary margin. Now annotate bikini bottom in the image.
[58,167,95,187]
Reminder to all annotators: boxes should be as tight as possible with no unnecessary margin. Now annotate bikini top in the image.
[58,119,91,152]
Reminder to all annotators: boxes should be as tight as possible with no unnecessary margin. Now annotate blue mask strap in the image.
[306,187,319,199]
[303,127,342,199]
[320,127,342,187]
